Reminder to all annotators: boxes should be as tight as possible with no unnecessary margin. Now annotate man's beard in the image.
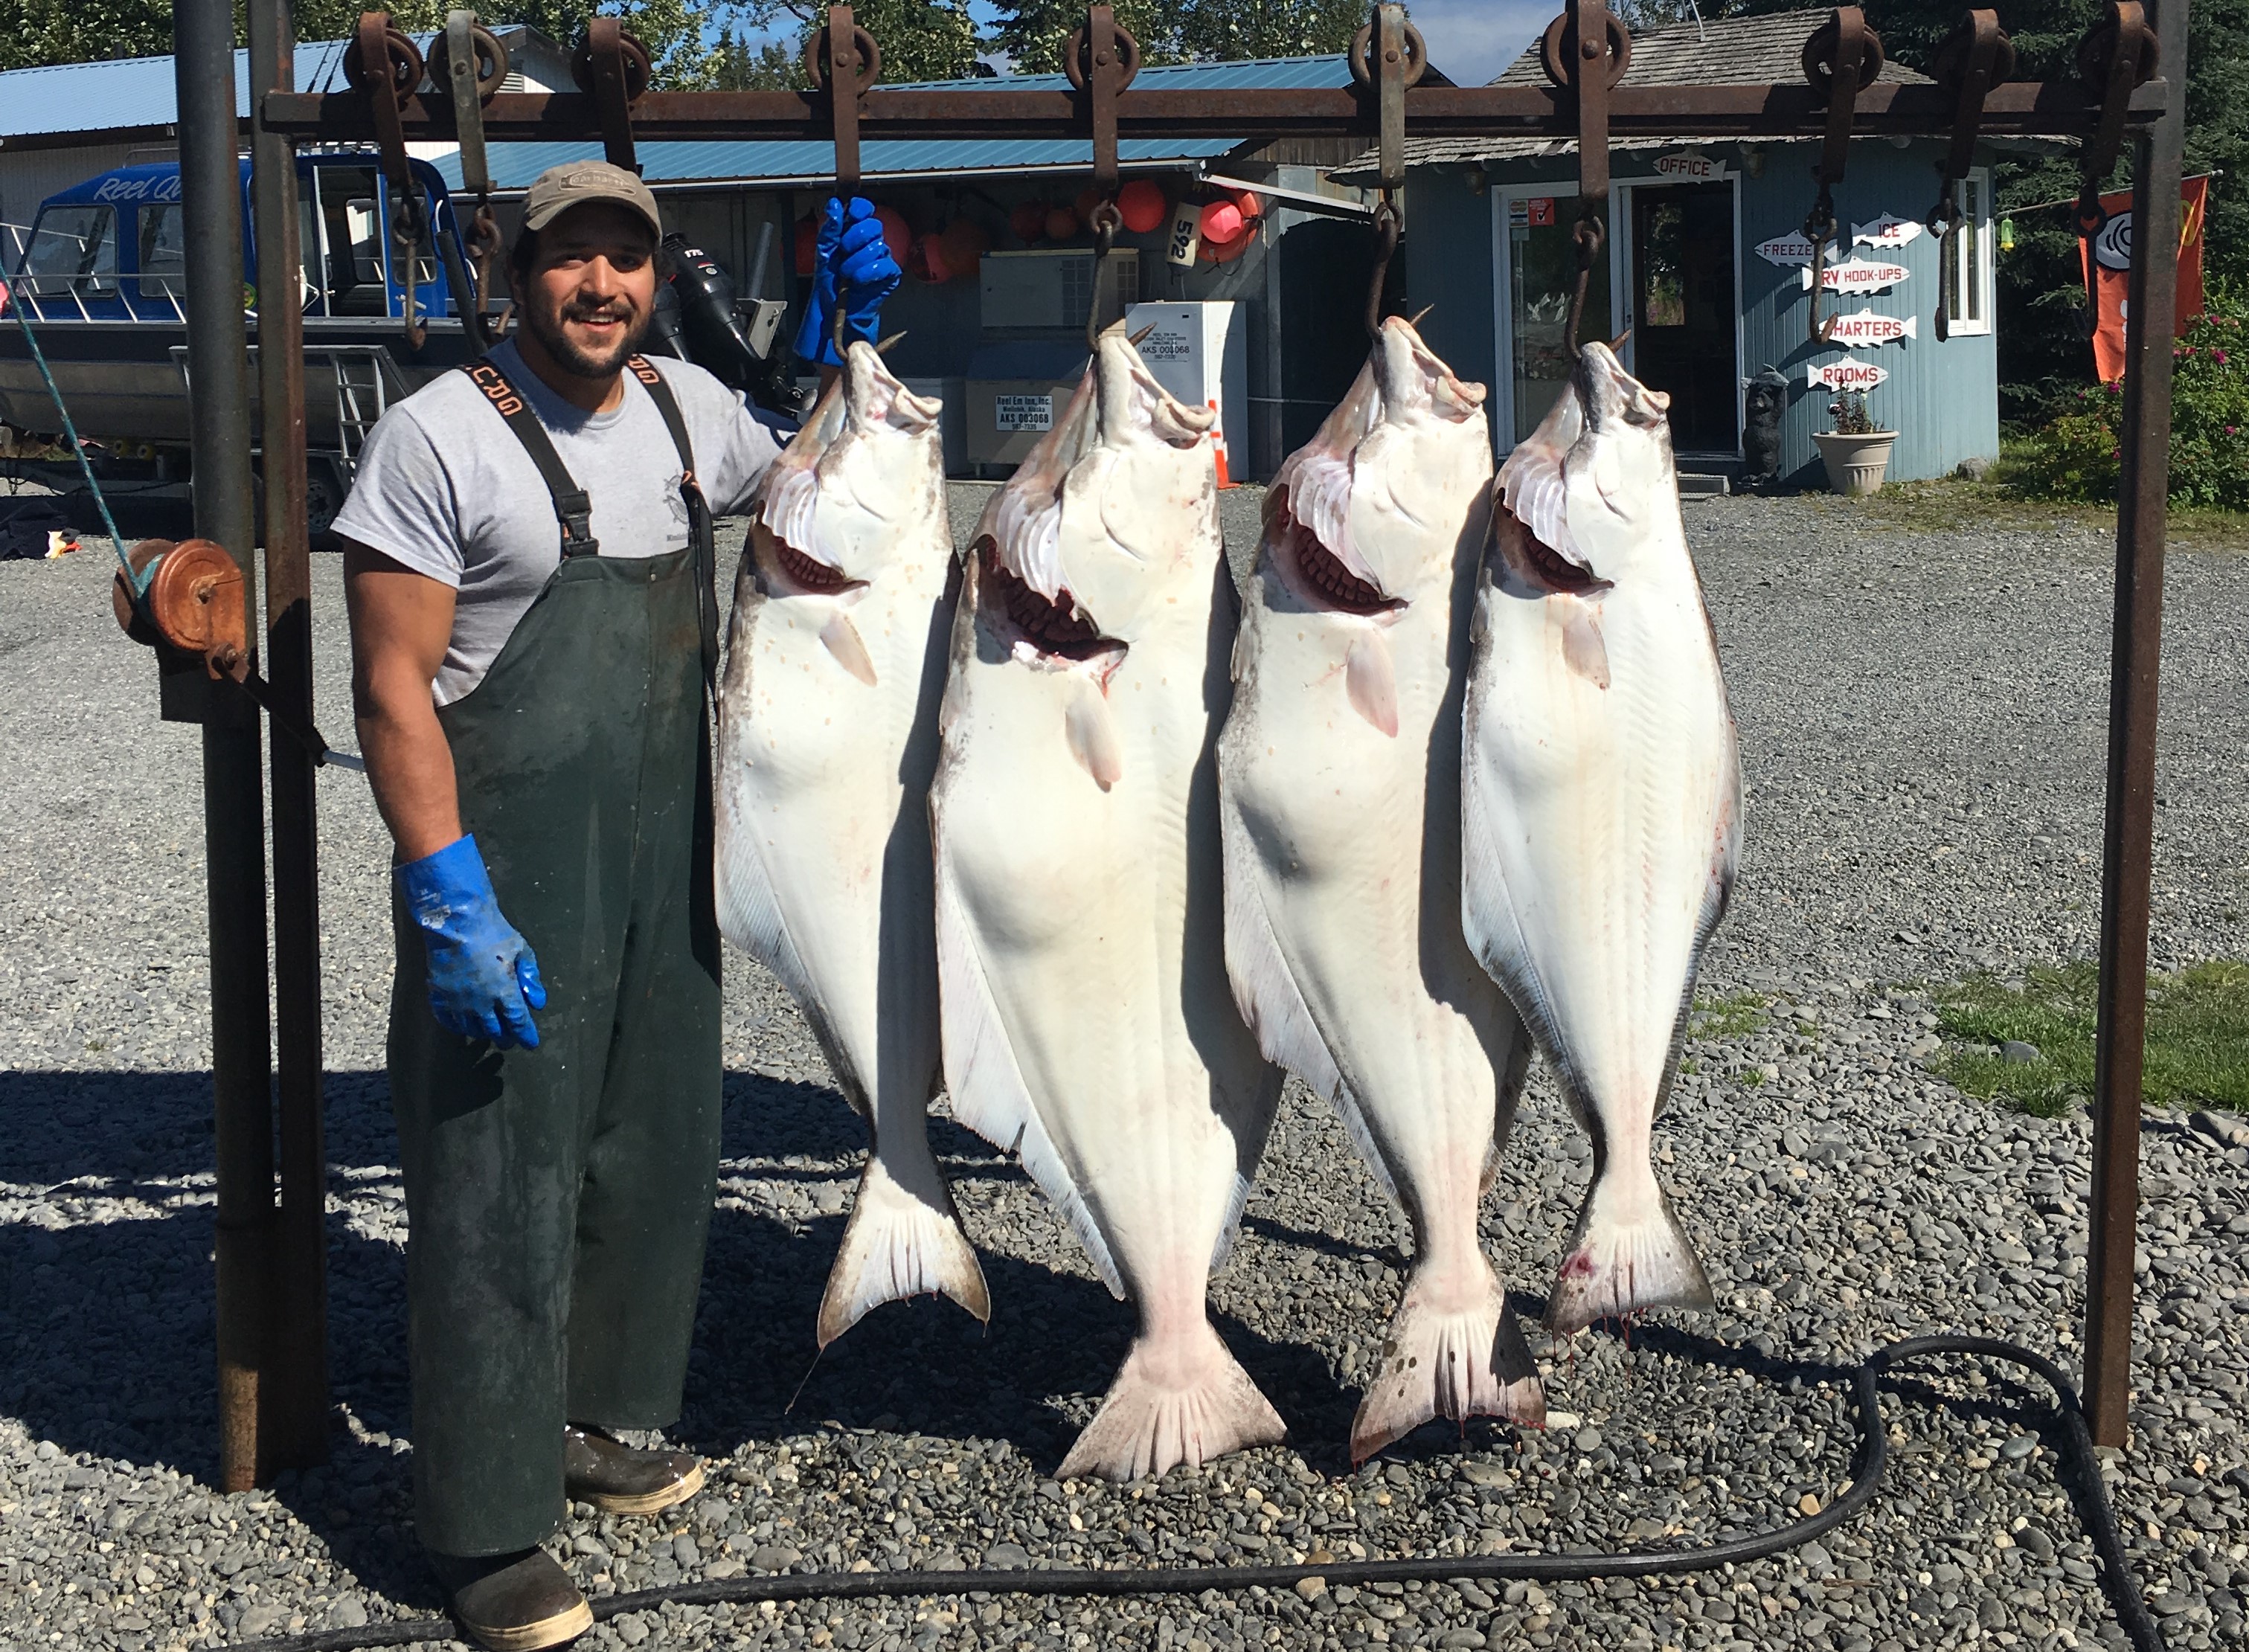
[522,292,650,378]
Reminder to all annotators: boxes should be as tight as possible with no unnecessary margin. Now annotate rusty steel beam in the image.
[251,0,331,1477]
[2086,0,2188,1452]
[260,76,2169,149]
[178,0,276,1495]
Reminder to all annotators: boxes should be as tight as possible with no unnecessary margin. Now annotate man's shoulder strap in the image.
[458,356,600,557]
[625,356,720,703]
[626,356,702,497]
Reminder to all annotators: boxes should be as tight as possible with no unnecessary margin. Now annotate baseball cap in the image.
[520,161,663,238]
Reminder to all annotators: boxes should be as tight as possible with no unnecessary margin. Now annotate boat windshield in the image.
[138,203,188,300]
[21,205,118,300]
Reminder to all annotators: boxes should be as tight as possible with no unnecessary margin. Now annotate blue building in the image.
[1342,10,2009,488]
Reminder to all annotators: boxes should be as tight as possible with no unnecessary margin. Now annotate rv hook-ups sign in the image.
[1802,257,1910,294]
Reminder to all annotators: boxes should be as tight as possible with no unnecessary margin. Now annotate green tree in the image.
[0,1,737,89]
[731,0,983,84]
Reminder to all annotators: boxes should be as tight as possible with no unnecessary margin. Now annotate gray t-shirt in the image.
[332,339,783,703]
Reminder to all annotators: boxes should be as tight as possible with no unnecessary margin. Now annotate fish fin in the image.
[713,800,823,1027]
[820,611,879,686]
[1057,1321,1286,1482]
[1480,1019,1535,1197]
[1345,631,1400,736]
[1547,1160,1713,1333]
[1559,599,1610,687]
[1217,804,1391,1213]
[1218,806,1347,1098]
[1064,684,1123,790]
[1351,1266,1543,1462]
[1207,1166,1257,1275]
[817,1149,991,1348]
[933,864,1126,1299]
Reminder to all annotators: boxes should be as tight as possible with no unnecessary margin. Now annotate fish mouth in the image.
[1573,341,1671,433]
[1493,504,1608,597]
[846,338,942,434]
[1378,314,1487,424]
[753,519,864,597]
[976,541,1123,663]
[1270,483,1403,617]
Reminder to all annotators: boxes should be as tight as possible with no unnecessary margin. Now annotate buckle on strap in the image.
[556,489,600,556]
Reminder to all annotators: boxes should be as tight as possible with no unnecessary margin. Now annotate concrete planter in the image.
[1813,429,1899,496]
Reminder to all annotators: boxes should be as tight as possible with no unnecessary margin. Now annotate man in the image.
[337,162,898,1651]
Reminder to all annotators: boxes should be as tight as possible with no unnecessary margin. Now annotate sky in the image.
[1409,0,1550,85]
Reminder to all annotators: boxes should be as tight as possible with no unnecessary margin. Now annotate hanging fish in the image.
[1462,341,1742,1335]
[931,320,1286,1482]
[1219,315,1543,1459]
[716,339,990,1346]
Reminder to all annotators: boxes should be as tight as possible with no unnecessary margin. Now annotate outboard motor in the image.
[645,277,690,361]
[1742,364,1789,485]
[664,233,763,389]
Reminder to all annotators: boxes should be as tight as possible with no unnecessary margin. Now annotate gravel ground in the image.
[2,484,2247,1652]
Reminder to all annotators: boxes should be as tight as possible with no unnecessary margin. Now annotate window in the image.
[1942,171,1994,335]
[138,202,187,299]
[22,205,118,298]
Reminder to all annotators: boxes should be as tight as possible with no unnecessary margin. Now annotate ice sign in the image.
[1806,360,1891,390]
[1852,212,1925,249]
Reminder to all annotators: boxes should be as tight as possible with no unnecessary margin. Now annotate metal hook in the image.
[1365,193,1402,337]
[1927,10,2012,343]
[1800,8,1883,346]
[1539,0,1630,350]
[1087,199,1122,351]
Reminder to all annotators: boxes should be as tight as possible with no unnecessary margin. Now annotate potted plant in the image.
[1812,388,1899,495]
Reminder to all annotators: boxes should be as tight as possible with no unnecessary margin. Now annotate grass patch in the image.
[1764,469,2249,555]
[1691,990,1768,1039]
[1933,960,2249,1117]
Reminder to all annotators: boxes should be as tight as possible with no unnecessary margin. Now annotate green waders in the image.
[388,355,722,1558]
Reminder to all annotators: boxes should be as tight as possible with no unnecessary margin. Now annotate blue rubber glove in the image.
[792,197,902,367]
[396,835,547,1050]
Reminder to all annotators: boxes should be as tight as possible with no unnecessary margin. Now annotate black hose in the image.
[227,1332,2167,1652]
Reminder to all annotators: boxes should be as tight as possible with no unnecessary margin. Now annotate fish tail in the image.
[1058,1321,1286,1482]
[1546,1156,1712,1333]
[815,1149,991,1348]
[1350,1260,1543,1463]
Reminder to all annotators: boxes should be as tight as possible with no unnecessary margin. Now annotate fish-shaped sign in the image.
[1801,256,1911,294]
[1754,231,1839,267]
[1852,212,1925,248]
[1823,309,1917,347]
[1807,359,1891,390]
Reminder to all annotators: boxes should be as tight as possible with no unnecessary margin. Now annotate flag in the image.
[2080,175,2210,383]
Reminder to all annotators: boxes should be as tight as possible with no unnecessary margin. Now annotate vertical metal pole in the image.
[178,0,276,1491]
[252,0,330,1473]
[2085,0,2187,1450]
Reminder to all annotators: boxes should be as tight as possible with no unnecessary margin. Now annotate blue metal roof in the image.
[0,36,379,141]
[437,136,1244,191]
[437,53,1354,192]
